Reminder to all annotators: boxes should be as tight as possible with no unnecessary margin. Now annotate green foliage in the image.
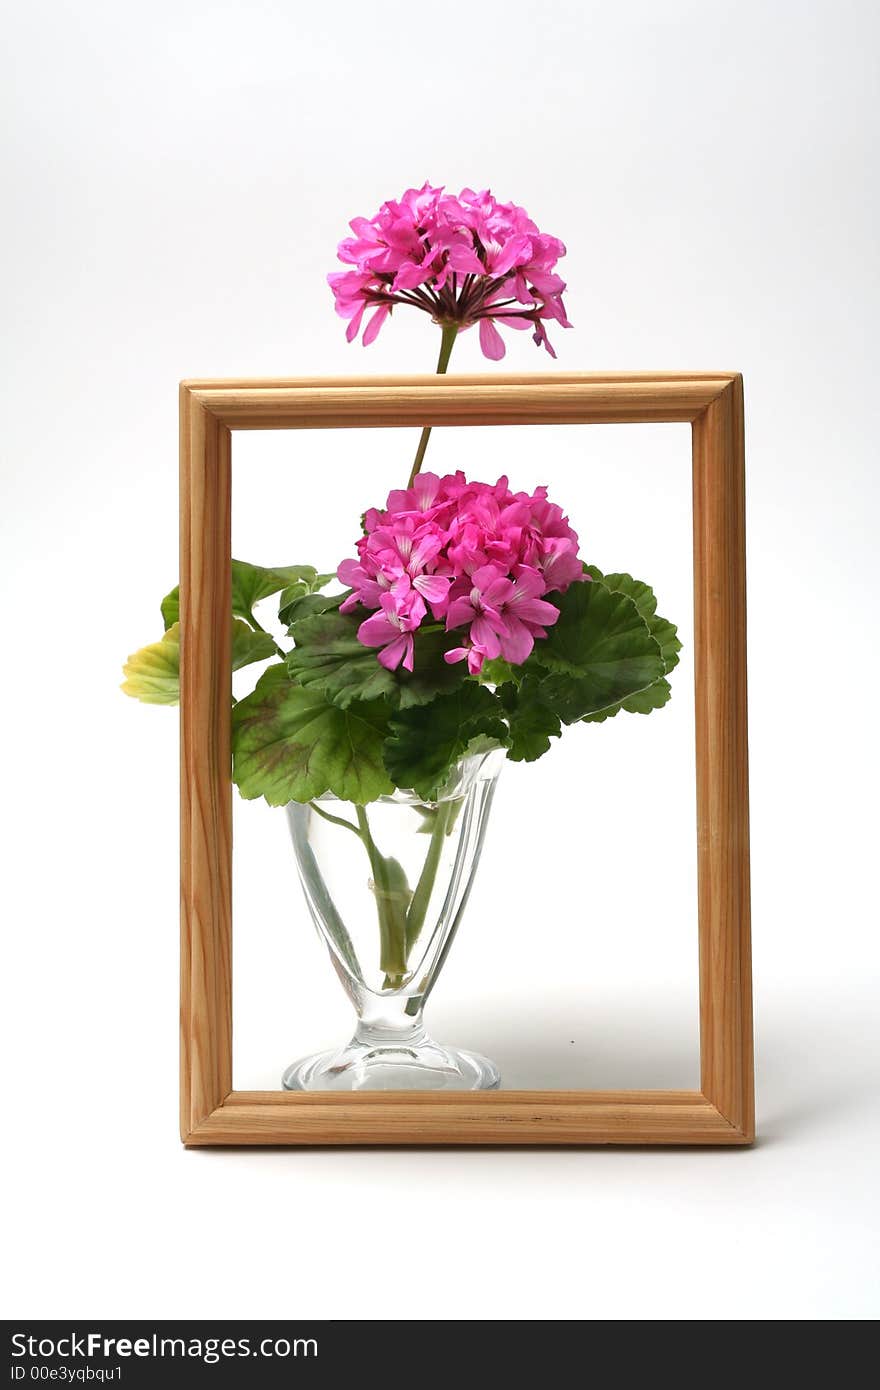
[498,677,562,762]
[160,560,334,631]
[286,609,398,706]
[279,590,342,630]
[494,569,681,745]
[286,609,462,710]
[130,552,682,805]
[477,656,517,687]
[585,564,680,670]
[160,588,180,630]
[578,565,680,722]
[582,676,671,723]
[232,665,394,805]
[384,683,510,800]
[398,626,470,707]
[232,561,329,618]
[523,578,666,719]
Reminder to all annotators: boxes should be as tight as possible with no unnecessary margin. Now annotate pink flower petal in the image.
[413,573,451,605]
[481,576,516,607]
[409,530,444,571]
[345,302,366,342]
[469,616,502,658]
[446,595,476,629]
[511,596,560,626]
[444,244,484,275]
[389,572,413,601]
[509,565,547,600]
[337,558,363,587]
[362,305,390,346]
[444,646,469,665]
[471,563,509,591]
[478,318,506,361]
[528,269,566,297]
[391,260,434,292]
[541,543,584,592]
[490,313,533,330]
[378,633,413,671]
[498,615,535,665]
[357,611,395,646]
[488,234,533,279]
[413,473,442,510]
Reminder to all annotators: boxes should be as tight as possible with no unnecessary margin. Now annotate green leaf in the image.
[582,677,672,723]
[526,579,665,720]
[160,561,333,631]
[400,625,469,708]
[122,619,275,706]
[231,619,278,671]
[279,589,344,630]
[121,624,181,705]
[276,581,309,617]
[580,565,681,721]
[232,561,321,617]
[477,657,518,688]
[232,666,394,805]
[384,683,509,800]
[160,586,180,630]
[585,564,681,673]
[286,610,463,710]
[498,677,562,762]
[286,609,399,706]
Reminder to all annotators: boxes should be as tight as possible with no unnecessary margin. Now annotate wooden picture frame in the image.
[179,371,753,1146]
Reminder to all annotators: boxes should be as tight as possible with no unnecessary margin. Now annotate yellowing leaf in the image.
[121,620,276,706]
[121,625,181,705]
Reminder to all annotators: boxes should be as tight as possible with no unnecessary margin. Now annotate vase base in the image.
[282,1034,500,1092]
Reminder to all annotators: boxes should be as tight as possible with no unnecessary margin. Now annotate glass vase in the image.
[282,748,504,1091]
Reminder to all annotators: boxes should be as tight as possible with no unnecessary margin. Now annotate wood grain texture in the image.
[183,371,736,389]
[179,386,233,1139]
[185,1091,748,1147]
[186,372,734,430]
[178,372,754,1146]
[692,376,754,1140]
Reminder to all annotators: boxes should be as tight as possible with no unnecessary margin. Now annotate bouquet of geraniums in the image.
[122,183,680,1090]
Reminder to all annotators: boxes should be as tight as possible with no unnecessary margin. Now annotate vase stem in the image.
[355,992,427,1048]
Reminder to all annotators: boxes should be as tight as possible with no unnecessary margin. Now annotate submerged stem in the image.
[407,324,458,487]
[405,801,452,955]
[355,805,411,979]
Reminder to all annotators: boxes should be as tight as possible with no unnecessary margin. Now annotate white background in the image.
[2,0,878,1321]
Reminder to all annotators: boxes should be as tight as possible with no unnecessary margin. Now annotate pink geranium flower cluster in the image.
[329,183,571,360]
[338,473,583,675]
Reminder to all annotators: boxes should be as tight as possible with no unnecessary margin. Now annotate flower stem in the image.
[405,801,452,955]
[355,805,411,980]
[244,608,285,658]
[309,801,363,839]
[407,323,458,486]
